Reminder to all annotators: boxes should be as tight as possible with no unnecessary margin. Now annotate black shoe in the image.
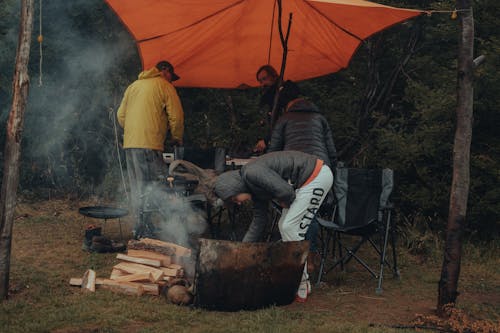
[82,225,102,252]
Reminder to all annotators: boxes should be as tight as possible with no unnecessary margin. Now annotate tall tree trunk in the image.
[437,1,474,314]
[0,0,34,300]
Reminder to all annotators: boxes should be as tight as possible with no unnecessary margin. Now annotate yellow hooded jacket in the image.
[117,67,184,150]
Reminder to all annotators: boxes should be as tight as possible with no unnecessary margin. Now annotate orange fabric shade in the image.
[105,0,423,88]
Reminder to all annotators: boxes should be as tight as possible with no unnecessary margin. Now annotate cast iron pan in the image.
[78,206,129,219]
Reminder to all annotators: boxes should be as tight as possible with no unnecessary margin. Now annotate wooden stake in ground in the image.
[0,0,34,301]
[438,0,475,314]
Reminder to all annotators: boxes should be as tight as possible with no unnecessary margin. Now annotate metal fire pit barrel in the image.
[194,238,309,311]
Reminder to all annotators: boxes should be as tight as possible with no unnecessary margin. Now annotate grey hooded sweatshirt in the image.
[215,150,320,241]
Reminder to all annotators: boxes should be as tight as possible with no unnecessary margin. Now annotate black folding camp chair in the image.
[315,167,400,294]
[174,146,226,174]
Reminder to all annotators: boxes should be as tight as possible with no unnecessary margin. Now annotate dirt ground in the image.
[9,199,500,332]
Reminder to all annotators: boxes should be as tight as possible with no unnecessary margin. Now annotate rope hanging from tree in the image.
[110,107,129,203]
[37,0,43,86]
[425,8,471,19]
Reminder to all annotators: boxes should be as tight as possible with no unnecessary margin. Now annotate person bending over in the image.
[214,151,333,302]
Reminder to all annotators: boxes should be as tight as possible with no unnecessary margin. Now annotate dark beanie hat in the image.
[214,170,248,201]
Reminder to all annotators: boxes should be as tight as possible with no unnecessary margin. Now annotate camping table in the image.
[78,206,129,241]
[225,157,255,169]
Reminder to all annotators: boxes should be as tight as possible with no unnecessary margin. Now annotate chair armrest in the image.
[316,217,341,229]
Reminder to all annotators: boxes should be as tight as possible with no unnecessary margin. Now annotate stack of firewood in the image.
[70,238,194,301]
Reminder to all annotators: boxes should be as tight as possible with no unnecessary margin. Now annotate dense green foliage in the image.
[0,0,498,239]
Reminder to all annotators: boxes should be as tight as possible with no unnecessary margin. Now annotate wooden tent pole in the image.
[437,0,475,315]
[269,0,292,137]
[0,0,34,300]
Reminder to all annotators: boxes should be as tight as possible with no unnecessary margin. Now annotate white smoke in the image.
[2,2,209,248]
[0,1,140,196]
[139,182,208,249]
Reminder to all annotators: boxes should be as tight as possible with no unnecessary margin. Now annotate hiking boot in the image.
[295,279,309,303]
[91,235,126,253]
[82,225,102,252]
[91,235,112,253]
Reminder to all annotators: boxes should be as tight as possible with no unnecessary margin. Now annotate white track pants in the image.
[278,165,333,282]
[278,165,333,242]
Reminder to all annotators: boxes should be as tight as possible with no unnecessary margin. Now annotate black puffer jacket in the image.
[268,98,337,168]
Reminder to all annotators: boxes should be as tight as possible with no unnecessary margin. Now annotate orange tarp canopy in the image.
[105,0,424,88]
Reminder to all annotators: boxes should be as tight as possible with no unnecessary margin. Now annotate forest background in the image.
[0,0,498,242]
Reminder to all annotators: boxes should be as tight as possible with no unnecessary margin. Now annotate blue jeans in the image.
[305,218,319,252]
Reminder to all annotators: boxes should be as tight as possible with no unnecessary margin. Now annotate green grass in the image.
[0,200,498,333]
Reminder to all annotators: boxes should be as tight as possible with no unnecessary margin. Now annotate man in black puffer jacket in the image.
[268,97,337,168]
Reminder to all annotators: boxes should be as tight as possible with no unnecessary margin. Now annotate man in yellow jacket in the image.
[117,60,184,238]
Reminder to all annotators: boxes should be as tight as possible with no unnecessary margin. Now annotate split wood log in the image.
[69,277,158,296]
[109,268,126,280]
[126,249,172,266]
[114,262,164,282]
[99,279,144,296]
[127,240,175,256]
[116,253,161,267]
[81,269,96,292]
[159,266,183,278]
[140,283,160,296]
[112,272,153,283]
[140,238,192,257]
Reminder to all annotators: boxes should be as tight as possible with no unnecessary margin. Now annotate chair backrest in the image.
[174,146,226,174]
[334,167,393,230]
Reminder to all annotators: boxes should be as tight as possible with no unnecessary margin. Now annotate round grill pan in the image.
[78,206,129,219]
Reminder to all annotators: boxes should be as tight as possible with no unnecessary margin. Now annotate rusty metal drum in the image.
[194,238,309,311]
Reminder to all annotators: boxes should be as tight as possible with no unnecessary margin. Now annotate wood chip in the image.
[81,269,96,292]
